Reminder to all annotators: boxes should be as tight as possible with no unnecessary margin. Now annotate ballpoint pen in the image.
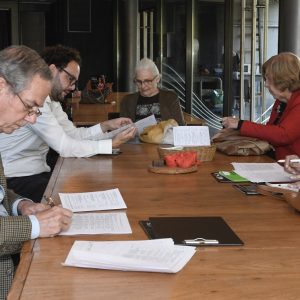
[43,195,56,207]
[277,159,300,163]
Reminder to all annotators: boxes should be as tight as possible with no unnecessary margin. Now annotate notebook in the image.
[140,216,244,246]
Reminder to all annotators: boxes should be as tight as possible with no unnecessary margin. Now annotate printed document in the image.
[101,114,157,139]
[59,188,127,212]
[134,114,157,134]
[232,162,293,183]
[173,126,210,146]
[59,212,132,235]
[63,238,196,273]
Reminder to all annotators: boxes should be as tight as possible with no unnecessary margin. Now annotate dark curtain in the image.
[0,9,11,50]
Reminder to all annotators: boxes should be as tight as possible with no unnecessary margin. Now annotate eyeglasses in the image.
[134,75,158,87]
[60,68,78,87]
[15,93,42,117]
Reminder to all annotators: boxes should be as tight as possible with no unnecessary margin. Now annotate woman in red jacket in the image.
[222,52,300,160]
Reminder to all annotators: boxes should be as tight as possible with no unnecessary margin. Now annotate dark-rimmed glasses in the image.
[134,75,158,87]
[15,93,42,117]
[60,68,78,87]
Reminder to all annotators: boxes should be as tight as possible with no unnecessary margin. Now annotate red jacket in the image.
[240,90,300,160]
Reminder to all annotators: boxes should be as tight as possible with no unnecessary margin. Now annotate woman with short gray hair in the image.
[120,58,185,125]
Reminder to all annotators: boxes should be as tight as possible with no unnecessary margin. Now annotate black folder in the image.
[140,216,244,246]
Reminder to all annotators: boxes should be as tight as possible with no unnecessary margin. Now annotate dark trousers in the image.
[6,148,59,203]
[7,172,51,203]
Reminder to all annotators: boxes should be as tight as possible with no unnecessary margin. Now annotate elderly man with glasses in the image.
[0,45,137,203]
[0,45,73,300]
[120,57,185,125]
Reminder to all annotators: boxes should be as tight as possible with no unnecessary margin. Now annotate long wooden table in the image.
[71,92,128,126]
[9,144,300,299]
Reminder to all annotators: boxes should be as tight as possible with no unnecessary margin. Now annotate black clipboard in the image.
[139,217,244,246]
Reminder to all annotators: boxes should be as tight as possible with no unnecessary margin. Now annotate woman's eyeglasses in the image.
[134,75,158,87]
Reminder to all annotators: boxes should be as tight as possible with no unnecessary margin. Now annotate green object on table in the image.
[218,171,249,182]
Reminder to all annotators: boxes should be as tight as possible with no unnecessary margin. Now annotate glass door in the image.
[192,0,225,131]
[232,0,279,123]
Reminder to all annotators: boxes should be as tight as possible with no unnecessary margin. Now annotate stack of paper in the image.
[232,162,293,183]
[63,238,196,273]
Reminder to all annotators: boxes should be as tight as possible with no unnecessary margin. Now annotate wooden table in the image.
[9,144,300,299]
[72,92,129,126]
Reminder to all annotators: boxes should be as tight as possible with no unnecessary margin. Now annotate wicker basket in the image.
[157,144,216,162]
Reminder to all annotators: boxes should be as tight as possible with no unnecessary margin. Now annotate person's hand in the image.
[35,206,73,238]
[101,118,133,132]
[288,181,300,189]
[18,200,48,215]
[284,155,300,179]
[112,126,137,148]
[221,117,239,129]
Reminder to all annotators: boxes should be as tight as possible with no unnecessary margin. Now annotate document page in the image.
[173,126,210,146]
[101,124,132,139]
[63,238,196,273]
[135,114,157,134]
[59,212,132,235]
[59,188,127,212]
[232,162,293,183]
[100,115,157,139]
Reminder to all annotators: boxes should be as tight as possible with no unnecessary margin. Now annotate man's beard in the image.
[51,86,65,102]
[51,76,65,102]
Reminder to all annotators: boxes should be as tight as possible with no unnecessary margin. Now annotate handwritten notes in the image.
[59,188,126,212]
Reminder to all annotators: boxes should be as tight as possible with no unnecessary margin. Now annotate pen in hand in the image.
[43,195,56,207]
[278,159,300,163]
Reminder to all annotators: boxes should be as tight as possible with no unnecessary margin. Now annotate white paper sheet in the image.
[63,239,196,273]
[232,162,293,183]
[135,114,157,134]
[173,126,211,146]
[59,212,132,235]
[101,124,132,139]
[59,188,127,212]
[100,115,157,139]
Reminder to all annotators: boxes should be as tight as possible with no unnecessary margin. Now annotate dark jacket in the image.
[120,89,185,125]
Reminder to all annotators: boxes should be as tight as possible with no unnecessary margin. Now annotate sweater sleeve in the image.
[0,216,32,255]
[240,101,300,146]
[31,98,112,156]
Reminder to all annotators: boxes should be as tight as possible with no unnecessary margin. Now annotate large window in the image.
[138,0,278,132]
